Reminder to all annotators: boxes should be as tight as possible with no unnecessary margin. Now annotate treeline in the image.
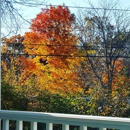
[1,1,130,120]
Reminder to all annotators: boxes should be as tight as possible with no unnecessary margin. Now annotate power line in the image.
[39,4,130,12]
[24,43,129,48]
[2,53,130,58]
[4,43,130,49]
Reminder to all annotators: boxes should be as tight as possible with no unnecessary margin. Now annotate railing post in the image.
[62,124,69,130]
[16,120,23,130]
[80,125,87,130]
[3,120,9,130]
[46,123,53,130]
[31,121,37,130]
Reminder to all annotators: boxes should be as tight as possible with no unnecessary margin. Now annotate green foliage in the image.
[35,90,89,114]
[1,3,130,126]
[2,80,28,110]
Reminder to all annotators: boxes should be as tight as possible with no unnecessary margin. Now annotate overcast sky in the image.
[26,0,130,20]
[2,0,130,36]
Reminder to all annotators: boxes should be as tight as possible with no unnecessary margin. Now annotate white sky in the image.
[2,0,130,36]
[25,0,130,20]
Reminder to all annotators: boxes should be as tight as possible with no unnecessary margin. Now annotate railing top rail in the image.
[0,110,129,121]
[0,110,130,129]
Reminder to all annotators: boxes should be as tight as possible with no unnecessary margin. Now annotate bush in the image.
[2,81,28,110]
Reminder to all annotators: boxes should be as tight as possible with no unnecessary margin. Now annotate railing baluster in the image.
[16,120,23,130]
[62,124,69,130]
[3,119,9,130]
[80,125,87,130]
[31,121,37,130]
[46,123,53,130]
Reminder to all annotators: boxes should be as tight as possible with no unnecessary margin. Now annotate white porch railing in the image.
[0,110,130,130]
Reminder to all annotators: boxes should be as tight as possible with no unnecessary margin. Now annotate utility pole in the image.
[0,0,2,129]
[0,0,2,110]
[0,0,1,111]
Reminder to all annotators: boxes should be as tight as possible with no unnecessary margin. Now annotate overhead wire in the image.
[2,53,130,58]
[1,3,130,58]
[2,42,130,58]
[35,4,130,12]
[21,43,130,48]
[2,42,130,49]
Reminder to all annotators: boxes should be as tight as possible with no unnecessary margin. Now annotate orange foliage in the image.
[102,58,130,97]
[1,35,24,86]
[20,5,83,95]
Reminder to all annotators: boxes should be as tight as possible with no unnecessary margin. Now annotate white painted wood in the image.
[16,120,23,130]
[3,119,9,130]
[99,127,107,130]
[0,110,130,130]
[31,121,37,130]
[46,123,53,130]
[80,125,87,130]
[62,124,69,130]
[119,126,130,130]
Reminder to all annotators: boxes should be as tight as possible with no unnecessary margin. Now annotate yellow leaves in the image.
[51,71,60,79]
[78,50,86,56]
[24,34,45,54]
[86,50,97,55]
[1,45,8,53]
[15,5,84,96]
[78,46,97,55]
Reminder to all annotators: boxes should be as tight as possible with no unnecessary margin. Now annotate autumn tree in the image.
[1,0,47,36]
[21,5,83,96]
[1,35,46,111]
[1,35,31,111]
[76,0,130,116]
[1,34,24,86]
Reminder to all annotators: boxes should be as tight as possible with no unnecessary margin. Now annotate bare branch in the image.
[1,0,47,36]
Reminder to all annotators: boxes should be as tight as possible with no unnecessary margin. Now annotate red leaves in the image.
[22,5,83,95]
[31,5,75,36]
[20,56,36,71]
[114,58,123,72]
